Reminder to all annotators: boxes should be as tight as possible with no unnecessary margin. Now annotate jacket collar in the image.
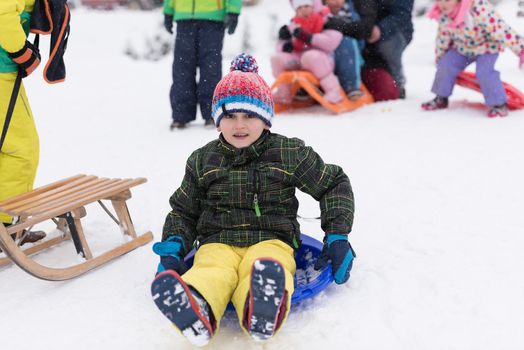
[218,130,271,166]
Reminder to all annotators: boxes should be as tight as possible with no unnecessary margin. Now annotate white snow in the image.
[2,0,524,349]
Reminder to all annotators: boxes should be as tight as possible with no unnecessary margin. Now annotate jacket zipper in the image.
[253,168,261,217]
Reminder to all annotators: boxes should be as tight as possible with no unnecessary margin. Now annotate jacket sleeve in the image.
[477,0,524,56]
[162,154,205,256]
[330,0,377,40]
[311,29,343,53]
[0,0,26,53]
[226,0,242,15]
[163,0,174,16]
[292,145,354,235]
[377,0,413,42]
[435,20,452,62]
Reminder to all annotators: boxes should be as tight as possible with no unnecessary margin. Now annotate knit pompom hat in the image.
[291,0,314,10]
[212,53,274,127]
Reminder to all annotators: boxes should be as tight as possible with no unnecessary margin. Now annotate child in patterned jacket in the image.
[151,54,355,347]
[271,0,346,103]
[422,0,524,117]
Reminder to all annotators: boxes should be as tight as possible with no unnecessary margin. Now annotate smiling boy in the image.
[151,53,356,347]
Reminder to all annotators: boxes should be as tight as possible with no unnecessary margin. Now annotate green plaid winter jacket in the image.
[162,131,354,255]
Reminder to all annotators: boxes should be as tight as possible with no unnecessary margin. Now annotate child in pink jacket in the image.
[271,0,344,104]
[422,0,524,117]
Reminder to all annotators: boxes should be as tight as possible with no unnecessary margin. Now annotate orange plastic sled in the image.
[456,71,524,110]
[271,71,374,114]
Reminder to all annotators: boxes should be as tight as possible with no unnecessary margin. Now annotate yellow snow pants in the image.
[0,72,39,224]
[182,239,296,336]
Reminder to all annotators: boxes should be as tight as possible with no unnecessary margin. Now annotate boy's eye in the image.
[247,114,257,118]
[224,114,234,119]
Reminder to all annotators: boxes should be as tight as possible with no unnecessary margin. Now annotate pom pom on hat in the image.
[212,53,274,128]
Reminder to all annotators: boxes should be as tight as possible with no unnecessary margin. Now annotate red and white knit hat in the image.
[212,53,274,127]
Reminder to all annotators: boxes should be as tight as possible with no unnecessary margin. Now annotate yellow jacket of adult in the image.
[0,0,35,73]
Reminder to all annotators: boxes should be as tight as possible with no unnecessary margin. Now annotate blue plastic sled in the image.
[184,234,334,307]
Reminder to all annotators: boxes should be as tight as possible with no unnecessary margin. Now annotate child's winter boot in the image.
[151,271,215,347]
[320,74,343,104]
[272,84,293,104]
[487,104,509,118]
[421,96,448,111]
[245,258,287,341]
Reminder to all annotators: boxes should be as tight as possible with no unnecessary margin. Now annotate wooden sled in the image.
[0,174,153,281]
[271,71,374,114]
[456,71,524,110]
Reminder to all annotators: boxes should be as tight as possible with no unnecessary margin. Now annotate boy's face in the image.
[218,112,269,149]
[325,0,345,14]
[436,0,460,15]
[296,5,314,18]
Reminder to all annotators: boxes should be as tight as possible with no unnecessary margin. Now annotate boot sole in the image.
[151,271,213,346]
[247,259,286,341]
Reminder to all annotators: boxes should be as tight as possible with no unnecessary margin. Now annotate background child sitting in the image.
[271,0,346,104]
[422,0,524,117]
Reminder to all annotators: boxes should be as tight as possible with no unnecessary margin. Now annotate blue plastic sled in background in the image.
[184,233,334,307]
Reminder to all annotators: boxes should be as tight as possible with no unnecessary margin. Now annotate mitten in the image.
[225,13,239,35]
[519,48,524,69]
[153,236,188,275]
[7,40,40,78]
[323,16,346,32]
[293,27,312,44]
[282,41,293,53]
[164,14,173,34]
[314,234,355,284]
[278,25,292,40]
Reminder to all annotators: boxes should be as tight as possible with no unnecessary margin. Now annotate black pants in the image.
[170,20,225,123]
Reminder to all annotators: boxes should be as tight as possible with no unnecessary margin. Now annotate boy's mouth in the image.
[233,133,249,139]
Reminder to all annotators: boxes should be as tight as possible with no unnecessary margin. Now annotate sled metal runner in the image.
[0,174,153,281]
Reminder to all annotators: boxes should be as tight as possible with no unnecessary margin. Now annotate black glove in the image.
[323,16,347,32]
[293,27,312,44]
[278,25,292,40]
[7,40,41,78]
[225,13,239,35]
[164,14,173,34]
[282,41,293,53]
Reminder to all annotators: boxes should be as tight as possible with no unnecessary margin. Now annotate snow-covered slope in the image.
[1,1,524,349]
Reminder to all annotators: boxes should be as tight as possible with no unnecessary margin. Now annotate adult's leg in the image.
[171,20,198,123]
[334,36,363,92]
[475,53,507,107]
[431,49,473,98]
[231,239,296,338]
[374,31,408,90]
[0,73,39,224]
[197,20,225,121]
[361,67,399,101]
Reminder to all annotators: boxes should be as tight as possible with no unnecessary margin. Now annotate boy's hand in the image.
[153,236,188,275]
[314,234,355,284]
[278,25,292,40]
[225,13,239,35]
[293,27,312,44]
[164,14,173,34]
[7,40,40,78]
[367,25,381,44]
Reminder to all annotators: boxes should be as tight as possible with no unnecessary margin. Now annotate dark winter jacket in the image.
[375,0,414,44]
[324,0,377,40]
[162,131,354,256]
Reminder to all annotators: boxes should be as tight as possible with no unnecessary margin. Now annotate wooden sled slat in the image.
[271,71,374,114]
[0,225,153,281]
[0,175,152,280]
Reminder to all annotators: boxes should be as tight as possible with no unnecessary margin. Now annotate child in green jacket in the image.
[151,53,355,346]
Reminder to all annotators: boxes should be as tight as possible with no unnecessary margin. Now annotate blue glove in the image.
[164,14,173,34]
[314,234,355,284]
[152,236,188,275]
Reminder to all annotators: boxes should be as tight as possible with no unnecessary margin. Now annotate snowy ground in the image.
[2,1,524,349]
